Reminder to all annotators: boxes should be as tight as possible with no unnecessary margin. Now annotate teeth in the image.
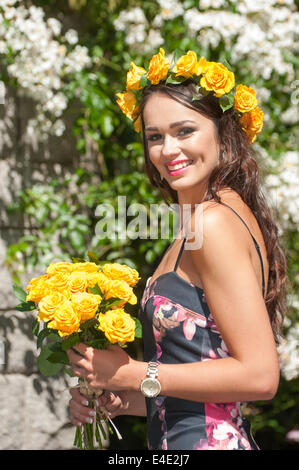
[169,161,192,171]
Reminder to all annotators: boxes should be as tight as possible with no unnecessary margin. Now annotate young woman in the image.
[67,50,288,450]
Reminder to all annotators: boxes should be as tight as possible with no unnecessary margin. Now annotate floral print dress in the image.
[138,203,264,450]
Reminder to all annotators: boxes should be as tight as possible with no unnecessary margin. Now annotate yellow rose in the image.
[68,271,88,294]
[26,274,48,291]
[71,292,102,322]
[105,279,137,307]
[101,263,140,286]
[46,262,73,276]
[126,61,147,91]
[46,272,70,297]
[147,48,170,85]
[37,292,68,322]
[87,271,111,293]
[97,309,136,344]
[200,62,235,97]
[26,275,51,303]
[48,300,81,337]
[172,51,206,78]
[72,262,99,273]
[234,84,259,113]
[239,106,264,144]
[196,56,208,76]
[116,91,137,120]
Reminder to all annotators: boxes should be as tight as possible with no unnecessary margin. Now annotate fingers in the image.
[69,387,96,426]
[67,348,90,379]
[67,348,87,368]
[96,391,123,419]
[69,387,124,426]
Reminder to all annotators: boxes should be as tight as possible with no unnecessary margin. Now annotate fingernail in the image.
[89,410,96,417]
[82,399,89,406]
[85,417,93,424]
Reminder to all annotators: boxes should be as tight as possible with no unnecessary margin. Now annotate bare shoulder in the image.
[187,193,251,256]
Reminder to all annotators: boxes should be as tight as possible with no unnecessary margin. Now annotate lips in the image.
[165,159,193,176]
[165,159,193,168]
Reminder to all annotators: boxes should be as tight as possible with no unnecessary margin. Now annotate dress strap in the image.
[221,202,265,298]
[173,236,187,272]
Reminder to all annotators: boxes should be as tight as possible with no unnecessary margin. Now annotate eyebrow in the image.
[145,120,196,132]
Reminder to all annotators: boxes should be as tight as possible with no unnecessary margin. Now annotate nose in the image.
[161,134,180,159]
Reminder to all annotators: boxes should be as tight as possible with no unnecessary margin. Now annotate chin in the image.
[168,178,197,191]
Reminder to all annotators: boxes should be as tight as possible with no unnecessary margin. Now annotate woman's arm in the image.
[67,206,279,403]
[156,206,280,403]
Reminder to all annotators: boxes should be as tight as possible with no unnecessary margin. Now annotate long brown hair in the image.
[138,79,289,344]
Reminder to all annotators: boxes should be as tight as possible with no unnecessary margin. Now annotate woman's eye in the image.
[178,127,194,136]
[147,133,162,142]
[147,127,194,142]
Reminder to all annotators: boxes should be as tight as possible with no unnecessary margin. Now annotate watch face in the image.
[140,377,161,398]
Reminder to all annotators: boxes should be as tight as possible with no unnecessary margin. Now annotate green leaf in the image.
[37,342,64,377]
[79,318,98,331]
[172,48,184,64]
[15,301,36,312]
[222,58,233,71]
[37,327,54,349]
[100,297,125,310]
[32,319,40,336]
[89,284,104,296]
[133,317,142,338]
[165,74,185,85]
[138,74,149,88]
[13,284,27,302]
[87,251,100,264]
[61,332,81,351]
[71,257,86,263]
[100,114,114,137]
[86,338,108,349]
[219,93,235,112]
[47,350,70,365]
[198,86,210,96]
[69,230,85,251]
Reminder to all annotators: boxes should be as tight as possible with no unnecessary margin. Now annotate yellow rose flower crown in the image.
[116,48,264,144]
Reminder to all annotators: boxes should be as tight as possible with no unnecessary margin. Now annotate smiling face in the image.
[143,92,221,205]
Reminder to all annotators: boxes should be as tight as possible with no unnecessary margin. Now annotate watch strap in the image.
[147,361,159,379]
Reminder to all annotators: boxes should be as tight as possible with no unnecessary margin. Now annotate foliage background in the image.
[1,0,298,449]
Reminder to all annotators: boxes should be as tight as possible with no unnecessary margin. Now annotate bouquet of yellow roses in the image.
[13,253,142,450]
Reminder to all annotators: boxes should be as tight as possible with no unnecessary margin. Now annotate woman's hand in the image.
[69,387,125,426]
[66,342,146,393]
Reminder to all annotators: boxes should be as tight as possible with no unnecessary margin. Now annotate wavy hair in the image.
[138,79,289,344]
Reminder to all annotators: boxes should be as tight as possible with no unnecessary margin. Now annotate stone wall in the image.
[0,87,105,450]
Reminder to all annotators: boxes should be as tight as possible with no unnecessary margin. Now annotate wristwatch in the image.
[140,361,162,398]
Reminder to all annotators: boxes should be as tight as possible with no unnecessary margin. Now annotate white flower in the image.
[200,0,227,8]
[264,151,299,229]
[281,106,299,125]
[52,119,66,137]
[277,322,299,381]
[47,17,62,36]
[157,0,184,19]
[113,7,147,31]
[43,92,67,117]
[64,28,78,44]
[0,2,92,142]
